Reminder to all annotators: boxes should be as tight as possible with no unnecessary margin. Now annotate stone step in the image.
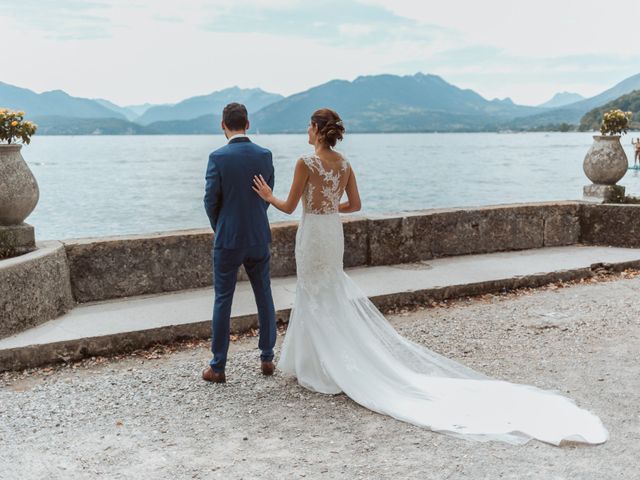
[2,245,640,371]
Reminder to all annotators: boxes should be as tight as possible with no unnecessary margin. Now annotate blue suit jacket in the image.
[204,137,274,249]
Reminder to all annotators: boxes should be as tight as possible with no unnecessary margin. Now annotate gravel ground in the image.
[1,274,639,479]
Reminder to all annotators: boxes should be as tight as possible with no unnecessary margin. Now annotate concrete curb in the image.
[2,258,637,372]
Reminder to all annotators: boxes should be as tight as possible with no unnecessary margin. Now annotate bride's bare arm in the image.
[252,158,309,214]
[339,167,361,213]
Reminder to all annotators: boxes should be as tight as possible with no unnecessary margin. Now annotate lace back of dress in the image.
[302,154,350,215]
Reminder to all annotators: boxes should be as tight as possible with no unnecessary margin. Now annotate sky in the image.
[1,0,639,107]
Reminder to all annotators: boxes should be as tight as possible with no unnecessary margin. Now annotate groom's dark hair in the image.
[222,103,249,131]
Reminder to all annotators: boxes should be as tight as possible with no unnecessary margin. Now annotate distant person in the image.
[633,138,640,166]
[202,102,277,384]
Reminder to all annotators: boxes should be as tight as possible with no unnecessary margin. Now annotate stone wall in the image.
[367,202,580,265]
[62,201,583,303]
[0,241,74,338]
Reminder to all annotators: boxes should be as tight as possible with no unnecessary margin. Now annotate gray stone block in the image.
[343,217,369,268]
[579,203,640,247]
[583,184,626,204]
[0,241,74,339]
[368,212,434,266]
[429,204,545,257]
[269,221,298,278]
[64,229,214,303]
[0,223,35,258]
[543,203,581,247]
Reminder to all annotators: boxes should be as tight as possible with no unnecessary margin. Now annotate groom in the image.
[202,102,277,383]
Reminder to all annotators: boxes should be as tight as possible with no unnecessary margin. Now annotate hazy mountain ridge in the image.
[0,82,125,119]
[136,87,284,125]
[537,92,585,109]
[94,99,139,121]
[3,71,640,134]
[509,73,640,128]
[0,83,282,134]
[125,103,162,117]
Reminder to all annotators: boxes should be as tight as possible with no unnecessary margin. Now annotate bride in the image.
[251,108,608,446]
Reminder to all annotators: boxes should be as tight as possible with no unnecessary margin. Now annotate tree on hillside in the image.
[580,90,640,131]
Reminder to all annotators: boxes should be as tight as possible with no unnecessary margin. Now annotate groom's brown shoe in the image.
[261,360,275,376]
[202,366,226,383]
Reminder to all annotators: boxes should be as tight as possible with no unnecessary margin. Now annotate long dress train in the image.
[277,153,608,446]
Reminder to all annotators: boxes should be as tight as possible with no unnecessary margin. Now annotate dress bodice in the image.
[301,153,350,215]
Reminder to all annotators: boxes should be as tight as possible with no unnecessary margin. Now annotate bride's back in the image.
[301,152,350,215]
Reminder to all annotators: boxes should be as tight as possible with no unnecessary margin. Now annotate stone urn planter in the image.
[583,135,628,203]
[0,144,39,223]
[583,135,628,184]
[0,144,39,257]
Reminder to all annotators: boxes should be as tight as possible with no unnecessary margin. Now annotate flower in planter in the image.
[600,109,632,136]
[0,109,38,144]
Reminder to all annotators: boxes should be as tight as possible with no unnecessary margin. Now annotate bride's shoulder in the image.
[298,153,319,168]
[334,151,350,170]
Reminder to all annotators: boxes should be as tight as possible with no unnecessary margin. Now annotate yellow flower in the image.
[10,121,18,127]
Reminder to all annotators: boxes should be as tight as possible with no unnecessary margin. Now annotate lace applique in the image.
[301,154,349,215]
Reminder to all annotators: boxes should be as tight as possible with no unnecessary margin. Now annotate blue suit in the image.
[204,136,276,372]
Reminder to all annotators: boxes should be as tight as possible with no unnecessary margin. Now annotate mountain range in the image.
[2,72,640,134]
[250,73,541,133]
[508,73,640,128]
[0,81,122,119]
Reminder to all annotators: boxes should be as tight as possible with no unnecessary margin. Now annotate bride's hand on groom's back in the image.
[252,174,273,202]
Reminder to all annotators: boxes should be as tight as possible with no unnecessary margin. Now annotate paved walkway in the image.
[2,245,640,370]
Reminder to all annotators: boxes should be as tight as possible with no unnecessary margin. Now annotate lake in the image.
[21,132,640,240]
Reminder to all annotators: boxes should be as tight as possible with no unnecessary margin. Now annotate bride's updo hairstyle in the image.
[311,108,345,147]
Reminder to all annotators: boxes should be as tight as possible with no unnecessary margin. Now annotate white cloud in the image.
[1,0,639,106]
[338,23,375,37]
[1,15,397,104]
[358,0,640,57]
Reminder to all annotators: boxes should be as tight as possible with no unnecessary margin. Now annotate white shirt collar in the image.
[228,133,248,143]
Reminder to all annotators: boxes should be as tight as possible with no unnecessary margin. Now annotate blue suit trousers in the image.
[210,243,277,372]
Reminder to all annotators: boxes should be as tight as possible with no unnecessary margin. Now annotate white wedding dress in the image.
[277,153,608,446]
